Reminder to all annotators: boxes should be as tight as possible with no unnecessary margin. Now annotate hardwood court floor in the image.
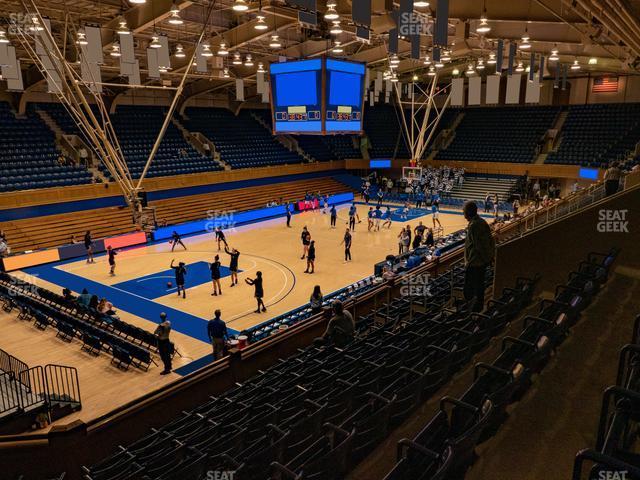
[0,204,471,430]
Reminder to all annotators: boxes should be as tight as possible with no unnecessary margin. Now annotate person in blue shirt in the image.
[367,207,375,231]
[416,190,425,209]
[286,203,292,228]
[207,309,228,360]
[170,259,187,298]
[431,200,442,229]
[376,189,384,207]
[330,205,337,228]
[348,203,359,231]
[382,206,393,229]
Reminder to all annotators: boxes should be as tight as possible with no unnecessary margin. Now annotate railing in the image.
[0,372,21,417]
[494,173,626,243]
[45,364,82,418]
[17,366,47,412]
[0,348,29,384]
[0,364,80,426]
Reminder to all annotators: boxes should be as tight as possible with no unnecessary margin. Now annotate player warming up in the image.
[171,231,187,252]
[170,259,187,299]
[215,227,228,251]
[340,228,352,262]
[301,226,311,259]
[107,246,117,276]
[305,240,316,274]
[210,254,222,296]
[224,246,240,287]
[245,271,267,313]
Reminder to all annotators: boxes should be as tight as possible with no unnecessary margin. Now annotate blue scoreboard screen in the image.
[325,59,365,133]
[270,59,323,134]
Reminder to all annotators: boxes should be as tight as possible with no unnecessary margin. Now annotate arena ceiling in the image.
[1,0,639,101]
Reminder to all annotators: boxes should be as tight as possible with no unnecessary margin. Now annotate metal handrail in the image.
[495,172,630,243]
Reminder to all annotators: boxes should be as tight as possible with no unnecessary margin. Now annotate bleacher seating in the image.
[364,104,411,159]
[385,248,619,480]
[436,106,559,163]
[183,107,305,169]
[0,272,155,371]
[106,105,222,179]
[82,261,540,479]
[546,103,640,167]
[0,102,93,192]
[150,176,351,226]
[0,206,134,254]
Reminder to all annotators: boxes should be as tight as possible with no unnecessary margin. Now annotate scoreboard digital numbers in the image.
[270,58,323,134]
[269,57,366,135]
[325,59,366,133]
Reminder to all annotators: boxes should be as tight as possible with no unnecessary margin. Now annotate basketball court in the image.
[0,202,476,427]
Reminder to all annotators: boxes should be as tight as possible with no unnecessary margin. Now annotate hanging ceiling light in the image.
[571,59,581,70]
[519,33,531,50]
[414,0,429,7]
[332,41,344,53]
[168,3,183,24]
[110,43,121,57]
[232,0,249,11]
[588,57,597,65]
[192,59,198,68]
[255,14,268,30]
[150,33,162,49]
[515,60,524,72]
[129,0,146,4]
[423,55,431,66]
[487,52,497,65]
[244,54,254,67]
[159,65,169,73]
[452,68,460,76]
[412,73,419,81]
[477,58,485,70]
[324,6,339,20]
[76,31,88,45]
[232,52,242,65]
[117,18,130,35]
[218,42,229,56]
[168,11,183,25]
[330,20,342,35]
[269,35,281,48]
[383,70,391,80]
[390,53,400,65]
[257,62,265,73]
[201,42,213,56]
[0,29,9,44]
[174,44,185,58]
[441,49,451,62]
[549,47,559,62]
[223,68,230,78]
[466,63,475,75]
[435,60,444,68]
[390,73,398,82]
[427,66,436,76]
[476,13,490,34]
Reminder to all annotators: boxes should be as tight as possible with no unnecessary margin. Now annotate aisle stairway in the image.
[447,175,518,203]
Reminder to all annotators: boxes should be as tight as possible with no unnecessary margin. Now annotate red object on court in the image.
[237,335,248,349]
[297,199,319,211]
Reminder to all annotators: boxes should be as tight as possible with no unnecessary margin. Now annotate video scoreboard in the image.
[269,57,366,135]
